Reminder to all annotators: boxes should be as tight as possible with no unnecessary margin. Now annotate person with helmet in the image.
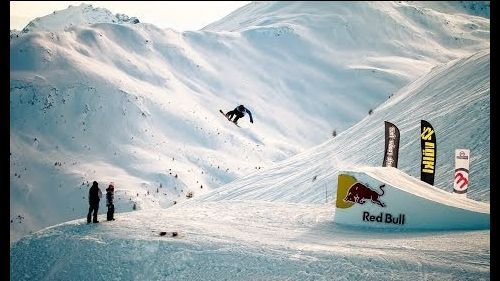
[106,183,115,221]
[87,181,102,223]
[225,104,254,125]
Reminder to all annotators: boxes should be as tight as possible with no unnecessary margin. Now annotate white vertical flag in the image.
[454,149,470,195]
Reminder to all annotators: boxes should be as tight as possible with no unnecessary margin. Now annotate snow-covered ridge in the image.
[19,3,139,34]
[10,30,20,39]
[202,1,490,33]
[423,1,490,18]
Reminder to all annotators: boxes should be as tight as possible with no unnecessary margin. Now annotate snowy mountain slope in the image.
[414,1,490,18]
[10,1,489,242]
[193,49,490,204]
[10,4,490,278]
[19,3,139,34]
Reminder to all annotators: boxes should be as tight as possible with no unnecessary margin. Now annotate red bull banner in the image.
[454,149,470,194]
[382,121,400,168]
[421,120,436,185]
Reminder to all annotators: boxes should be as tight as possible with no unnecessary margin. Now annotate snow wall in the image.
[334,167,489,230]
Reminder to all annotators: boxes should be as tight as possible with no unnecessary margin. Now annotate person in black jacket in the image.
[225,105,254,125]
[87,181,102,223]
[106,183,115,221]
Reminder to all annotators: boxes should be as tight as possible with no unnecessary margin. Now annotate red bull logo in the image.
[343,182,386,207]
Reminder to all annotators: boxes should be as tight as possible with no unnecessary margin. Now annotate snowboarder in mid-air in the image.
[225,105,253,125]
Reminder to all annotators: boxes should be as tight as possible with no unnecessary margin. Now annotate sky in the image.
[10,1,489,279]
[10,1,251,31]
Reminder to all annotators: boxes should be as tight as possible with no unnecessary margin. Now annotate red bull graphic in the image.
[454,149,470,194]
[335,174,409,227]
[343,182,386,207]
[336,174,357,209]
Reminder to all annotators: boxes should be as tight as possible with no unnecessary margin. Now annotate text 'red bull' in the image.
[362,211,406,225]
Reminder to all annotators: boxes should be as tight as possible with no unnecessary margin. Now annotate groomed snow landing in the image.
[334,167,489,230]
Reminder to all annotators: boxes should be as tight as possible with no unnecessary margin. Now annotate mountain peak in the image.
[20,3,140,34]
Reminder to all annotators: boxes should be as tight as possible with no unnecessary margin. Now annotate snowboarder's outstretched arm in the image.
[245,108,253,123]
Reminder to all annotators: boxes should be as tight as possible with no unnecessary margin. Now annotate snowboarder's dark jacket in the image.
[235,105,253,123]
[89,181,101,205]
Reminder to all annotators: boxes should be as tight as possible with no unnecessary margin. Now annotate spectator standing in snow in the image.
[106,183,115,221]
[87,181,102,223]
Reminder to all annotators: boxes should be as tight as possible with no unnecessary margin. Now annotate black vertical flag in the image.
[383,121,400,168]
[421,120,436,185]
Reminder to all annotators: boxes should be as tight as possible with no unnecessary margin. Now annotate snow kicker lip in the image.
[334,168,490,230]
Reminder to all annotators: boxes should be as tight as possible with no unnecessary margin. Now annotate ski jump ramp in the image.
[334,167,489,230]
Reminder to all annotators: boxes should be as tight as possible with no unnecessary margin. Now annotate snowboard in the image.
[150,229,181,237]
[219,110,240,127]
[160,231,178,237]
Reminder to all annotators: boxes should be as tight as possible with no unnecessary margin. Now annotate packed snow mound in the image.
[193,49,490,205]
[334,167,489,230]
[19,3,139,34]
[10,199,490,281]
[11,156,491,278]
[344,167,489,213]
